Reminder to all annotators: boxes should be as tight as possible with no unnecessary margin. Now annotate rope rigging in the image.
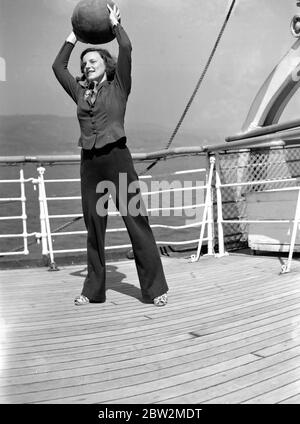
[139,0,237,175]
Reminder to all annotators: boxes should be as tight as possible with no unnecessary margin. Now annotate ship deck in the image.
[1,251,300,405]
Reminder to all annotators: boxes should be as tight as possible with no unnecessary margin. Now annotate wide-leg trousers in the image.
[80,138,169,303]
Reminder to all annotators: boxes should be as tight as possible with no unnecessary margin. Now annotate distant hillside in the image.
[0,115,217,156]
[0,115,79,156]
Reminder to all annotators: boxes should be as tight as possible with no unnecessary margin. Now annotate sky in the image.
[1,0,300,140]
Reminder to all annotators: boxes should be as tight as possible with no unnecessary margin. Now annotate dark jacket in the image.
[52,25,132,150]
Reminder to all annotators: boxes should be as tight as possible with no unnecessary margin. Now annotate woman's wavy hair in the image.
[79,48,116,82]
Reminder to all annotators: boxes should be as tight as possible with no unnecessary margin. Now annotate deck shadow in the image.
[69,264,144,303]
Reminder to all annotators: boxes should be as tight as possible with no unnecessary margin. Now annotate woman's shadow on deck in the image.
[69,264,147,303]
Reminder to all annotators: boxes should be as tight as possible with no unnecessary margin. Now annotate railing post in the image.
[20,167,29,255]
[206,154,214,256]
[190,155,215,262]
[215,153,228,258]
[281,187,300,274]
[37,166,58,271]
[34,172,48,259]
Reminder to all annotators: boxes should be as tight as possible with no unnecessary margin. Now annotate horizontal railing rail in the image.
[226,118,300,142]
[1,136,300,165]
[0,147,206,164]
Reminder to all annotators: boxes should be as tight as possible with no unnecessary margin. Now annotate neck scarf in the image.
[84,81,98,104]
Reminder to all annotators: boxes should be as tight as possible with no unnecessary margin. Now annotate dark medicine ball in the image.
[71,0,120,44]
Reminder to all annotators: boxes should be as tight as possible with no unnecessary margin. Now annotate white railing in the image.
[1,135,300,273]
[35,155,214,269]
[214,168,300,273]
[210,139,300,273]
[0,168,35,256]
[0,148,214,268]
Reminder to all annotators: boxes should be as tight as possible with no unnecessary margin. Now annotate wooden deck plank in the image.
[0,262,297,313]
[2,308,300,379]
[2,302,300,361]
[204,364,300,404]
[2,268,299,322]
[153,352,300,405]
[279,393,300,403]
[2,328,300,403]
[33,349,300,404]
[2,298,300,371]
[243,378,300,404]
[3,286,300,334]
[3,290,300,337]
[1,321,298,387]
[2,270,299,318]
[2,326,295,377]
[3,290,300,349]
[1,253,300,404]
[0,354,259,403]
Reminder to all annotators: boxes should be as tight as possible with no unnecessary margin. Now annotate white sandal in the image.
[74,295,90,306]
[153,293,168,307]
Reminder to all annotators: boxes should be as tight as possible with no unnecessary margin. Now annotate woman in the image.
[52,4,168,306]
